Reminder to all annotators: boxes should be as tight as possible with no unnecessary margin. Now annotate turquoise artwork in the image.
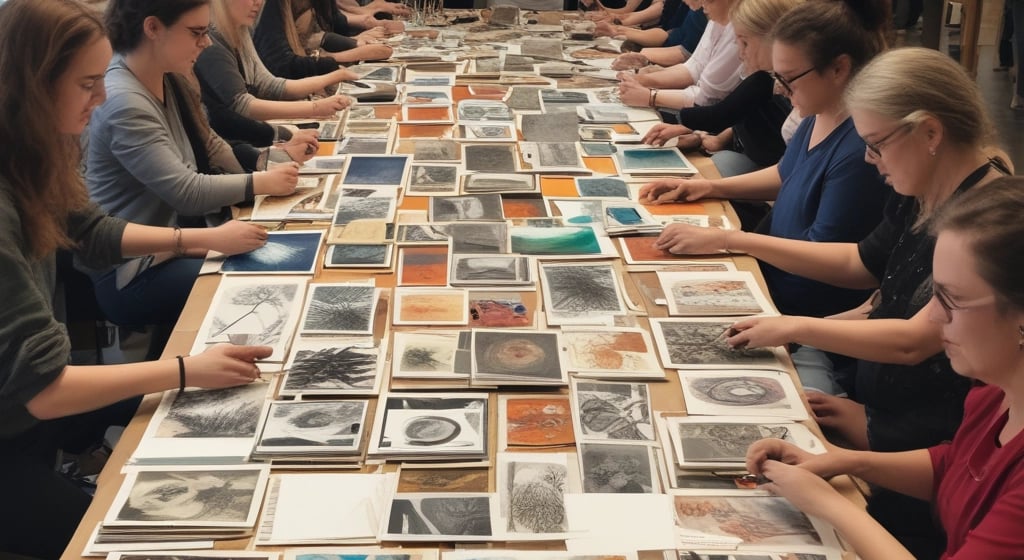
[618,148,689,170]
[575,177,630,198]
[510,226,601,255]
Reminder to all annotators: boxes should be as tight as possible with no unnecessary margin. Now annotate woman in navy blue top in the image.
[643,0,891,319]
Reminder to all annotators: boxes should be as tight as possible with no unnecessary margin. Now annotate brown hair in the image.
[106,0,210,53]
[731,0,803,38]
[931,176,1024,312]
[0,0,104,257]
[772,0,890,74]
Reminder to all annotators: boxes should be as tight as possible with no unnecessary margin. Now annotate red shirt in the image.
[929,384,1024,559]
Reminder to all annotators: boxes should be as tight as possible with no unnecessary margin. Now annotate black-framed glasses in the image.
[932,284,996,323]
[864,122,914,160]
[770,67,815,96]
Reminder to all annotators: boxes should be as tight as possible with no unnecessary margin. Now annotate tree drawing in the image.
[209,284,297,344]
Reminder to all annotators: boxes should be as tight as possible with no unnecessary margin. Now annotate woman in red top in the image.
[746,176,1024,559]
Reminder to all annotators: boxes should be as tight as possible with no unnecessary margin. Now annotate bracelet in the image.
[649,88,659,108]
[176,355,187,395]
[172,226,186,257]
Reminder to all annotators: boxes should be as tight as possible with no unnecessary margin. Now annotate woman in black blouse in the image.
[641,0,799,177]
[663,47,1013,560]
[254,0,393,80]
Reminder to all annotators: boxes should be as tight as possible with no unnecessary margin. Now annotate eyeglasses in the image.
[932,285,997,323]
[770,67,815,96]
[864,122,914,160]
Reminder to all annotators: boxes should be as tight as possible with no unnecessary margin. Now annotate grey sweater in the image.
[0,179,126,437]
[195,27,289,118]
[86,56,250,227]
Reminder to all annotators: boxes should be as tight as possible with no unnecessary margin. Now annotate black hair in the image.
[105,0,210,53]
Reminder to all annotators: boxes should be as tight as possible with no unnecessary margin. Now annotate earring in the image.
[929,148,937,156]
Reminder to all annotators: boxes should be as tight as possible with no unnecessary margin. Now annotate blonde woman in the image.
[641,0,802,180]
[666,47,1012,558]
[195,0,357,122]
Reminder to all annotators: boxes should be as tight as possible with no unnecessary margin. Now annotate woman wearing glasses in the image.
[664,47,1012,558]
[747,176,1024,560]
[643,0,890,320]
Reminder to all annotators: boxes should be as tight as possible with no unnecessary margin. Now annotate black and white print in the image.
[497,453,570,535]
[384,493,494,540]
[155,383,269,439]
[299,284,378,335]
[650,318,783,370]
[109,466,267,527]
[256,400,367,451]
[282,341,381,395]
[573,381,654,441]
[541,263,625,324]
[579,442,657,494]
[429,194,505,222]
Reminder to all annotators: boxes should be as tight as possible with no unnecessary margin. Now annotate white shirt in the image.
[680,20,743,107]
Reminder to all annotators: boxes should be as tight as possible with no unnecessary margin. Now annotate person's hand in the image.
[642,123,691,146]
[380,19,405,34]
[253,162,299,196]
[586,9,612,22]
[204,220,269,255]
[746,438,817,475]
[617,74,652,108]
[807,393,870,450]
[356,26,388,43]
[611,52,649,71]
[183,343,272,389]
[758,460,846,519]
[353,43,393,61]
[726,316,805,349]
[595,21,624,38]
[280,129,319,162]
[700,132,731,153]
[652,223,729,255]
[308,94,354,117]
[369,0,410,16]
[638,177,714,204]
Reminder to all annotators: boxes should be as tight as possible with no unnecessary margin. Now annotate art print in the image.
[509,226,604,256]
[398,246,450,286]
[498,395,575,449]
[383,493,495,541]
[462,173,535,194]
[540,262,626,324]
[191,277,306,362]
[650,318,784,370]
[154,382,269,439]
[352,64,400,81]
[657,271,775,316]
[579,442,658,494]
[250,176,333,220]
[679,371,808,420]
[108,552,279,560]
[298,284,378,335]
[396,223,451,244]
[392,331,463,379]
[461,123,515,142]
[221,231,323,275]
[325,244,393,268]
[332,197,396,226]
[397,467,490,493]
[286,549,439,560]
[402,105,455,124]
[393,288,470,325]
[407,164,460,195]
[472,329,565,384]
[497,452,571,536]
[504,86,543,111]
[255,400,368,453]
[616,147,696,175]
[519,112,579,143]
[500,194,548,219]
[519,142,586,172]
[444,221,509,253]
[562,327,663,379]
[281,339,382,396]
[336,136,390,155]
[667,417,822,468]
[450,254,532,286]
[370,393,488,457]
[457,99,513,121]
[573,380,654,441]
[405,87,452,104]
[107,465,269,527]
[469,292,534,328]
[673,552,837,560]
[463,144,518,173]
[414,139,461,162]
[575,177,631,198]
[429,193,505,222]
[342,155,410,186]
[671,494,825,547]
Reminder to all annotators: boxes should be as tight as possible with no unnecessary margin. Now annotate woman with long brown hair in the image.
[0,1,272,556]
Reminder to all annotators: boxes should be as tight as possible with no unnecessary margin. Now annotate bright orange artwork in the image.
[398,246,449,286]
[620,235,676,262]
[504,397,575,447]
[404,106,452,121]
[501,198,548,218]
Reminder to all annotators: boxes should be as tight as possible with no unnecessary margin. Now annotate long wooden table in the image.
[63,87,864,560]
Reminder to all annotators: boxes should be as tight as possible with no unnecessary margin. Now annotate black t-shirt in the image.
[674,71,791,167]
[852,162,999,452]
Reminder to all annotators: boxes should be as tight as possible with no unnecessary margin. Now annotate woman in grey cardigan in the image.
[87,0,306,354]
[0,2,271,557]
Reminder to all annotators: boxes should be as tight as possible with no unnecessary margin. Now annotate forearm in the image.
[25,362,179,420]
[619,2,662,27]
[121,223,229,259]
[727,232,877,289]
[707,164,782,200]
[650,88,693,110]
[246,98,318,120]
[843,448,935,502]
[620,27,668,47]
[787,315,943,365]
[282,69,349,98]
[821,499,916,560]
[637,64,693,88]
[641,46,687,66]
